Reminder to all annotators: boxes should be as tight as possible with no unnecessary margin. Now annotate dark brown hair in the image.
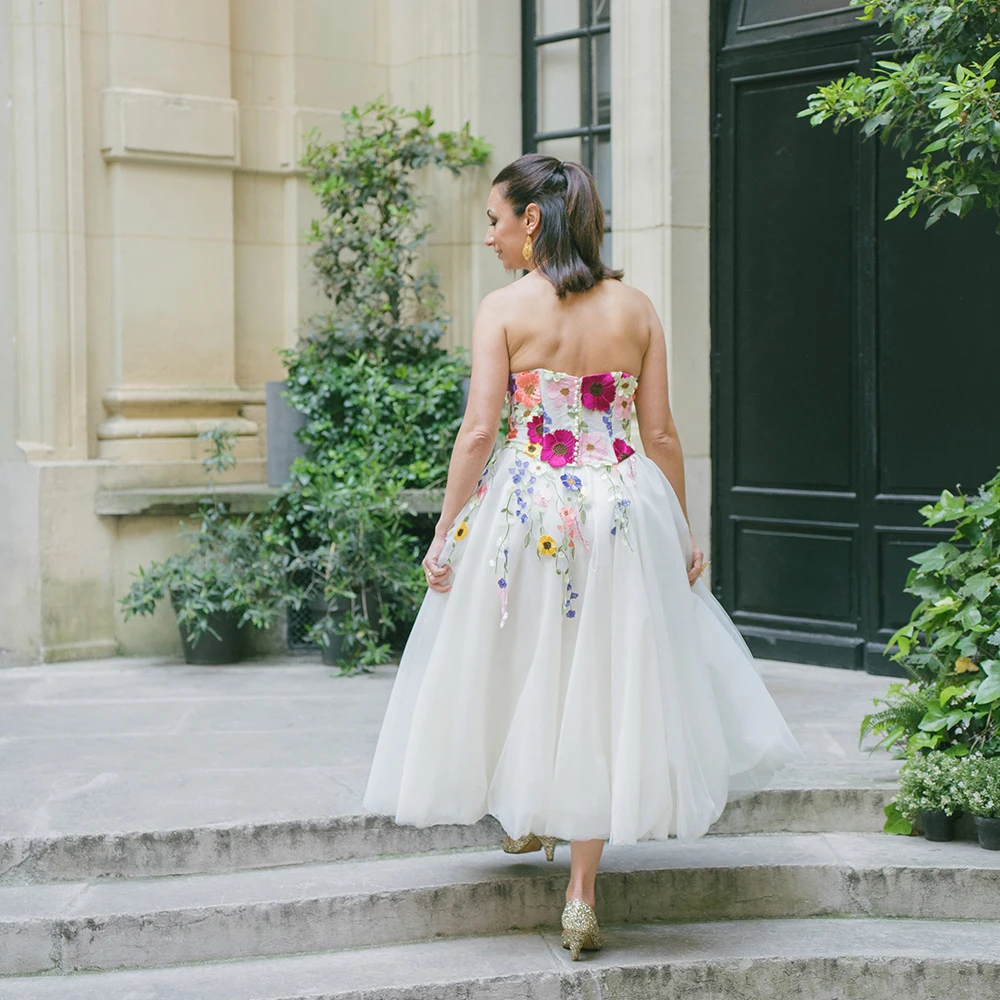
[492,154,623,297]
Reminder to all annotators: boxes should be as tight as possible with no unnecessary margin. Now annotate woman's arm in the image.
[632,298,704,586]
[423,292,510,593]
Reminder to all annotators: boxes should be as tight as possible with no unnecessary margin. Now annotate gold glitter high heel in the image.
[501,832,558,862]
[561,898,603,960]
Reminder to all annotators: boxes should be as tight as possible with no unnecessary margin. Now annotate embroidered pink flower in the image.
[544,375,576,409]
[578,432,609,463]
[527,414,544,443]
[506,412,518,440]
[558,505,578,547]
[476,482,488,500]
[613,396,633,421]
[514,371,541,409]
[541,429,577,467]
[581,373,615,411]
[558,503,590,554]
[613,437,635,462]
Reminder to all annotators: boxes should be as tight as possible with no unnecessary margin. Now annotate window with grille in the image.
[521,0,612,258]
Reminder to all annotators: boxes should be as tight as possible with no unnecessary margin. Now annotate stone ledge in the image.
[0,787,893,886]
[2,919,997,1000]
[3,832,998,976]
[95,485,445,517]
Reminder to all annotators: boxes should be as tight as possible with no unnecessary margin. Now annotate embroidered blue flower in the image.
[561,473,582,491]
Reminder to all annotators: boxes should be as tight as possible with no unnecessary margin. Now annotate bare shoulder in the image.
[480,274,551,324]
[604,280,656,317]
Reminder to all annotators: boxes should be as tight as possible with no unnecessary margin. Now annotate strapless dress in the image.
[363,368,802,843]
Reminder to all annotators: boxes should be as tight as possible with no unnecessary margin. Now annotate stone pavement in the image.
[6,656,1000,1000]
[0,655,898,843]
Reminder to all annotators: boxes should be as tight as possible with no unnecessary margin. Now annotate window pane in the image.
[600,232,612,267]
[592,0,611,24]
[593,32,610,125]
[536,0,581,35]
[536,135,583,164]
[537,39,583,134]
[593,133,612,216]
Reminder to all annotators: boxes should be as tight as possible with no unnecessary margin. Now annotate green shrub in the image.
[860,466,1000,758]
[121,428,311,644]
[801,1,1000,229]
[954,751,1000,818]
[895,750,964,819]
[267,99,489,673]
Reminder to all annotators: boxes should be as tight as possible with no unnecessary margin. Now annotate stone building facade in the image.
[0,0,710,662]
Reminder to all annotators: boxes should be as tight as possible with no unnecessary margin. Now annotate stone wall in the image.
[0,0,711,662]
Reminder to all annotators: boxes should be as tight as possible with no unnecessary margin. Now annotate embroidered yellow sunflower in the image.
[454,521,469,541]
[524,442,542,458]
[537,535,557,556]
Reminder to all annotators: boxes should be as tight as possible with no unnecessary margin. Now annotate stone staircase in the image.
[4,658,996,998]
[4,785,1000,999]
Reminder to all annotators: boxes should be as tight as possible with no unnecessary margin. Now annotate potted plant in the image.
[265,99,489,670]
[301,466,425,675]
[895,750,964,841]
[956,752,1000,851]
[120,428,311,664]
[858,467,1000,833]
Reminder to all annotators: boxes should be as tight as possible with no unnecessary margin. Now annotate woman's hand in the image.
[687,532,706,587]
[422,534,453,593]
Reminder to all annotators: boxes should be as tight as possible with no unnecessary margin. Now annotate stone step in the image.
[2,832,996,976]
[3,917,999,999]
[0,783,895,885]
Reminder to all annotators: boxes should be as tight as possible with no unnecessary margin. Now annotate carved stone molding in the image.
[101,87,240,169]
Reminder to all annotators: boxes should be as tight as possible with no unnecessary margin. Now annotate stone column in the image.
[8,0,89,463]
[612,0,713,558]
[1,0,109,664]
[230,0,389,400]
[96,0,257,464]
[385,0,522,351]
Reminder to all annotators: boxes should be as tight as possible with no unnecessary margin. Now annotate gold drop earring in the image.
[522,233,533,261]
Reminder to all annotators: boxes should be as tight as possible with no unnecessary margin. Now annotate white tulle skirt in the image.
[363,449,803,845]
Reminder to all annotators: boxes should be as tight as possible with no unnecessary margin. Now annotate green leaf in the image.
[883,801,913,836]
[939,685,966,706]
[974,660,1000,705]
[908,730,943,751]
[962,573,995,602]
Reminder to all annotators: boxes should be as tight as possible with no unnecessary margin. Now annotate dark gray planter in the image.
[317,596,382,666]
[265,380,308,486]
[919,809,957,842]
[974,815,1000,850]
[319,626,345,666]
[179,612,246,665]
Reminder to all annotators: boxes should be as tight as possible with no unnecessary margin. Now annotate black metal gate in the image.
[711,1,999,673]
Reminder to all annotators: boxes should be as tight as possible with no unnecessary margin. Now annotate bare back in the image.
[500,272,653,377]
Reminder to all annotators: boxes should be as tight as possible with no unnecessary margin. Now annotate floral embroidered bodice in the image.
[442,367,641,627]
[504,368,638,468]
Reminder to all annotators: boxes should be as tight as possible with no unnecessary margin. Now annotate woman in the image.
[363,154,801,960]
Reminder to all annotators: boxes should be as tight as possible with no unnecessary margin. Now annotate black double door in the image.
[711,1,999,673]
